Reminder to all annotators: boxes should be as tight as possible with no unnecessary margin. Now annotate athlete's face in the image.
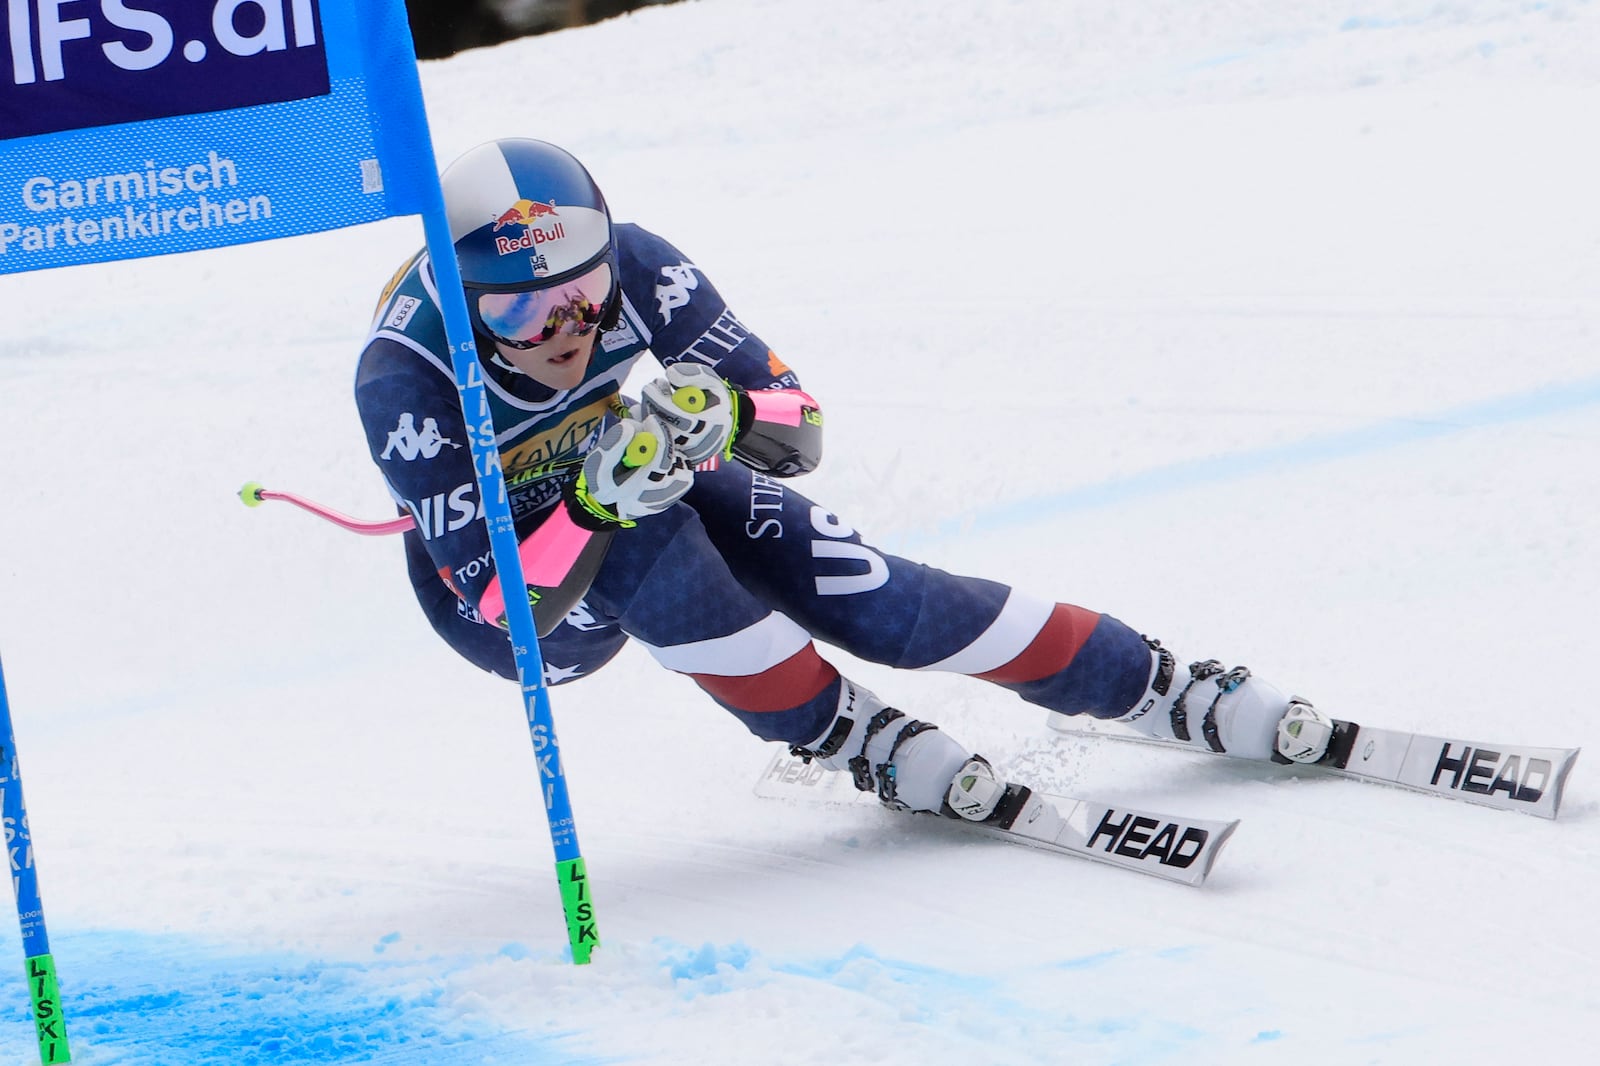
[496,330,597,391]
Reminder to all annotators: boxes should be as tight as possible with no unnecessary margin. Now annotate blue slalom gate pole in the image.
[0,654,70,1062]
[410,176,599,965]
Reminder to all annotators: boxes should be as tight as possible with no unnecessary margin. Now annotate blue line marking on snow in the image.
[0,929,610,1065]
[1153,945,1199,959]
[905,376,1600,547]
[1052,949,1124,970]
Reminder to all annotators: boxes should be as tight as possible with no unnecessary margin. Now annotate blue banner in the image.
[0,0,434,272]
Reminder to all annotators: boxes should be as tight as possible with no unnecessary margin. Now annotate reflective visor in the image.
[475,262,613,349]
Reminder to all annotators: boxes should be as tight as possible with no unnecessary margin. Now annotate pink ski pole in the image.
[237,482,415,536]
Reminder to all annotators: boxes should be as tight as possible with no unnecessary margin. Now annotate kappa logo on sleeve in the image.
[380,413,458,461]
[654,261,699,325]
[1,1,330,139]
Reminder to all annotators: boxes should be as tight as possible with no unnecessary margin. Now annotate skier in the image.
[355,138,1337,830]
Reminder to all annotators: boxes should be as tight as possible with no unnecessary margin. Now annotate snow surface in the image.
[3,0,1598,1062]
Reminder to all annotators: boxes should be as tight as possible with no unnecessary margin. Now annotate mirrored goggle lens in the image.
[476,262,613,349]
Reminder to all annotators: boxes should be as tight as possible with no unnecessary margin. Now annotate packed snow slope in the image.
[2,0,1597,1062]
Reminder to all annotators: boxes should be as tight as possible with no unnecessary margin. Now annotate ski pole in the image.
[237,482,415,536]
[0,654,71,1064]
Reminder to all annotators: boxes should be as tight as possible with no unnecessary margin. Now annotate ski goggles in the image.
[473,262,613,350]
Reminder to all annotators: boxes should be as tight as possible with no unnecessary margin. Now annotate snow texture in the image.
[2,0,1598,1062]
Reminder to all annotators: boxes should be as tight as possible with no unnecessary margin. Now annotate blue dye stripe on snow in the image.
[0,929,611,1066]
[662,940,1209,1056]
[902,375,1600,547]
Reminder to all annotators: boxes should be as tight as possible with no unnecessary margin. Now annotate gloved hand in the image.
[639,362,740,465]
[567,413,693,526]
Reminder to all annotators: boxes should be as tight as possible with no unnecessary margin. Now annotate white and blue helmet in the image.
[442,139,619,347]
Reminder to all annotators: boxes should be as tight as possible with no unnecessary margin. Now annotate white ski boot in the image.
[1117,640,1335,764]
[795,682,1067,830]
[794,681,971,813]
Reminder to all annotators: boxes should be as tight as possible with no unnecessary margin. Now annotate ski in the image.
[1046,715,1580,819]
[754,751,1239,887]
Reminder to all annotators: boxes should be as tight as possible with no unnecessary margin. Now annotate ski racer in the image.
[354,138,1338,830]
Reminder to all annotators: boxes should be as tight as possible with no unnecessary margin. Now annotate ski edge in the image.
[754,750,1241,888]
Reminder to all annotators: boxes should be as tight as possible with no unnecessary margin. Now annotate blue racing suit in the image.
[354,223,1155,748]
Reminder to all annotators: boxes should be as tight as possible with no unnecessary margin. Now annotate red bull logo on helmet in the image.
[493,199,560,230]
[493,198,566,258]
